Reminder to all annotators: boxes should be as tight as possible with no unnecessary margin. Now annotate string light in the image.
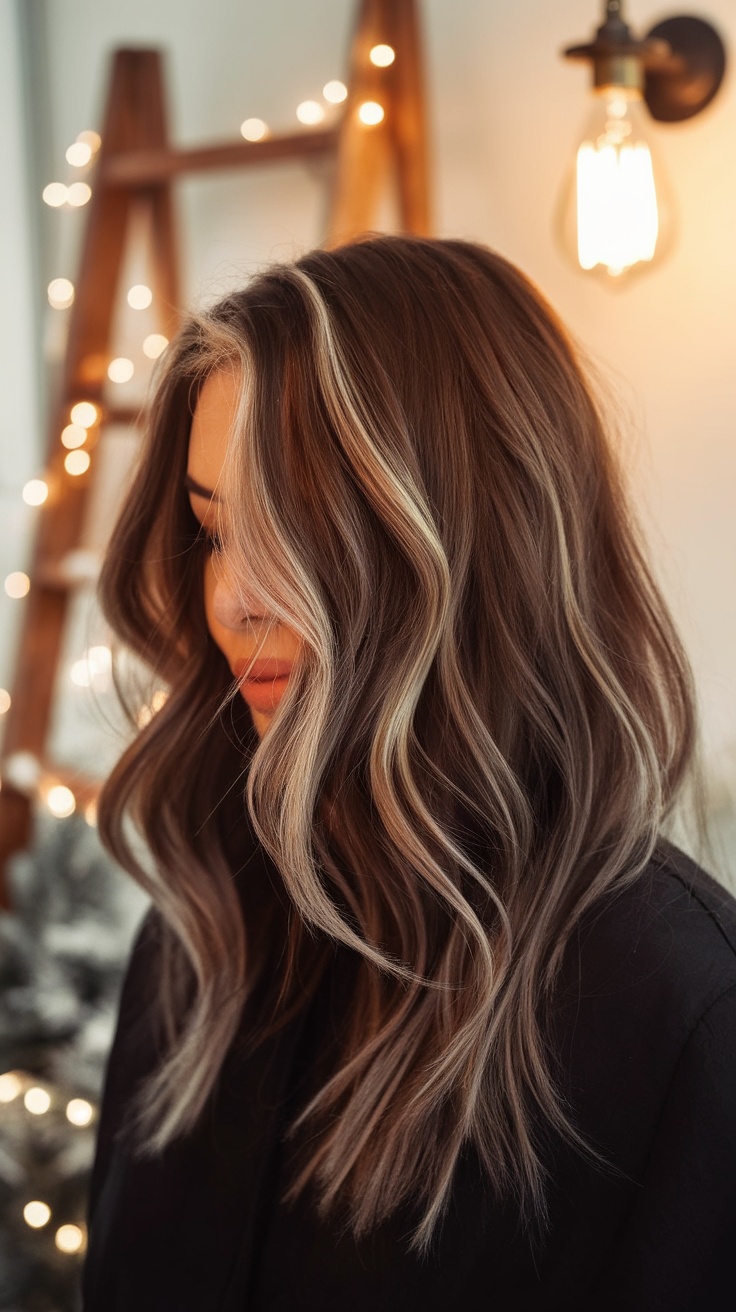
[24,1086,51,1115]
[127,284,153,309]
[24,1201,51,1229]
[76,129,101,152]
[70,645,112,689]
[43,182,68,207]
[358,101,385,125]
[1,752,42,790]
[67,182,92,207]
[296,100,325,125]
[64,449,91,477]
[66,141,92,167]
[61,423,87,449]
[47,277,75,309]
[0,688,11,715]
[22,480,49,506]
[107,357,134,383]
[143,333,168,359]
[323,80,348,104]
[66,1098,94,1126]
[240,117,268,141]
[44,785,76,818]
[56,1224,86,1254]
[370,43,395,67]
[69,401,98,428]
[84,798,98,827]
[0,1071,23,1101]
[4,572,30,599]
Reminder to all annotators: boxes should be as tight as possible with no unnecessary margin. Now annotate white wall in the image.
[5,0,736,805]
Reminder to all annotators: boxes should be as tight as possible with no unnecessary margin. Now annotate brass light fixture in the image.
[559,0,726,283]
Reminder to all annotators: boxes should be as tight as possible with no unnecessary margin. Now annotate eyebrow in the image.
[184,473,219,502]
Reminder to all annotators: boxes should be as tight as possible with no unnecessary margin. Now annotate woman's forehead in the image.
[186,369,241,493]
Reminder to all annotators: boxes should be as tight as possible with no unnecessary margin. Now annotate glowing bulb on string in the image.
[107,357,134,383]
[45,785,76,818]
[48,278,75,309]
[70,401,98,428]
[56,1224,86,1253]
[66,1098,94,1126]
[66,141,92,167]
[358,101,384,126]
[24,1201,51,1228]
[240,118,268,141]
[61,424,87,449]
[67,182,92,207]
[77,129,101,152]
[24,1086,51,1114]
[296,100,324,125]
[4,572,30,599]
[127,284,153,309]
[0,1071,23,1100]
[43,182,68,207]
[23,480,49,506]
[0,689,11,715]
[323,80,348,104]
[65,450,91,477]
[143,334,168,359]
[370,44,395,67]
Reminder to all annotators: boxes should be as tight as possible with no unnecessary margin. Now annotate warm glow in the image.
[47,277,75,309]
[143,333,168,359]
[358,101,384,126]
[61,423,87,449]
[137,705,153,728]
[70,401,98,428]
[64,449,91,476]
[67,182,92,207]
[0,689,10,715]
[24,1086,52,1115]
[55,1224,86,1254]
[151,689,168,712]
[370,43,395,67]
[4,572,30,599]
[2,752,41,790]
[71,645,112,690]
[77,129,101,152]
[127,283,153,309]
[46,785,76,818]
[107,356,134,383]
[84,799,98,827]
[240,117,268,141]
[24,1201,51,1228]
[66,141,92,167]
[576,140,658,274]
[66,1098,94,1126]
[23,480,49,506]
[43,182,68,207]
[323,80,348,104]
[296,100,325,125]
[0,1071,23,1101]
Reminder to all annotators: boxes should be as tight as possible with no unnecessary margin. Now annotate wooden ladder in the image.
[0,0,430,899]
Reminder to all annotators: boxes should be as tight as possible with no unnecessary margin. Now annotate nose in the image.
[211,561,264,632]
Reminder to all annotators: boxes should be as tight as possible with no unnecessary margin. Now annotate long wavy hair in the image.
[98,235,697,1251]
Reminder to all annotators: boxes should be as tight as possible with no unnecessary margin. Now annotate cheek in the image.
[202,557,229,651]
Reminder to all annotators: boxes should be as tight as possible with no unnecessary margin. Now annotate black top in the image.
[82,840,736,1311]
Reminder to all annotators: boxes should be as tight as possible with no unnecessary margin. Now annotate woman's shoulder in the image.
[559,839,736,1026]
[548,839,736,1150]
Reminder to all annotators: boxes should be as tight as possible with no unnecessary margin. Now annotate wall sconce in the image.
[559,0,726,284]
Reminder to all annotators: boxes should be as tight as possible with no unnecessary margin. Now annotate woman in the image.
[82,236,736,1311]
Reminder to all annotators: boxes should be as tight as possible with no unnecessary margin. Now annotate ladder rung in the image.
[103,127,340,186]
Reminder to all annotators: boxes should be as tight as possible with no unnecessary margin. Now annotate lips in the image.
[231,658,294,683]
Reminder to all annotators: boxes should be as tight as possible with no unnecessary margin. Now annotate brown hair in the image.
[98,235,697,1250]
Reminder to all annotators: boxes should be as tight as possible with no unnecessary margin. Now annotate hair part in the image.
[98,234,698,1252]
